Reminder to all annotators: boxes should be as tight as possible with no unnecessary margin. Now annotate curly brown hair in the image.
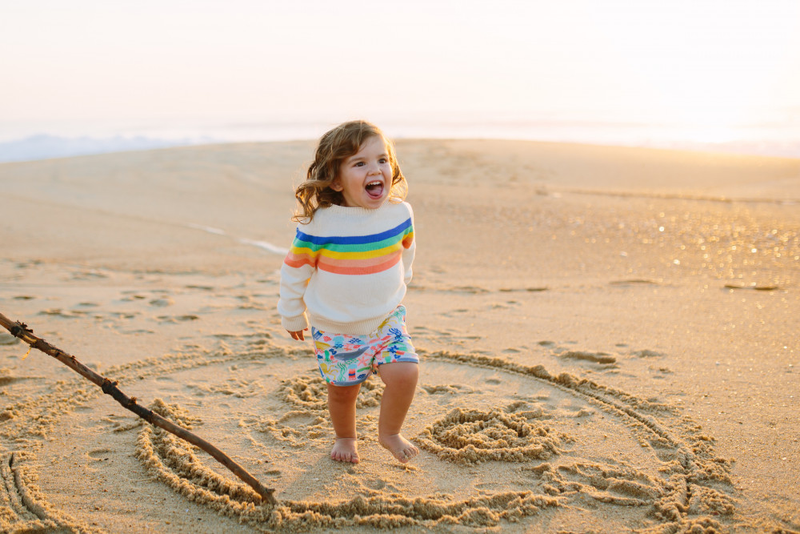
[292,120,407,223]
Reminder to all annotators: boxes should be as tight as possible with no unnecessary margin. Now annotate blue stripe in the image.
[295,218,412,246]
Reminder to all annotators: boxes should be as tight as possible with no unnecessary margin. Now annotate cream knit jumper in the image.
[278,201,415,335]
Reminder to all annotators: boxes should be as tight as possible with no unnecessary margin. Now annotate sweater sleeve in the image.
[277,228,314,332]
[402,204,416,286]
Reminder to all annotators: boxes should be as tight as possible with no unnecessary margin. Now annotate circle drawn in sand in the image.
[135,399,559,530]
[280,374,382,411]
[416,403,565,464]
[2,339,739,533]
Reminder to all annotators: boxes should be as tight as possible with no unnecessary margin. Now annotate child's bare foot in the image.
[331,437,360,464]
[379,434,419,464]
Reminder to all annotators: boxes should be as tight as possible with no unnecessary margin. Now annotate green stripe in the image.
[293,228,412,253]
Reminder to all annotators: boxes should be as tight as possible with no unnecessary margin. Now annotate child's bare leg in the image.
[327,383,361,463]
[377,362,419,463]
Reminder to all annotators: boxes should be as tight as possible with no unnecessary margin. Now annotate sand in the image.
[1,139,798,533]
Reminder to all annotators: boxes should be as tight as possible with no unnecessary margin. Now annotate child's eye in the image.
[379,158,388,164]
[354,162,365,167]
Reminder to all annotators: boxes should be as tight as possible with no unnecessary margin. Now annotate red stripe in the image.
[284,253,316,268]
[318,253,402,275]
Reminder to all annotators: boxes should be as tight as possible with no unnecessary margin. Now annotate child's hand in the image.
[288,329,308,341]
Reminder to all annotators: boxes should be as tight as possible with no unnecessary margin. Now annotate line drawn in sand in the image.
[1,451,92,533]
[1,339,741,532]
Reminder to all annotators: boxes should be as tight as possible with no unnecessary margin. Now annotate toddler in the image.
[278,120,419,464]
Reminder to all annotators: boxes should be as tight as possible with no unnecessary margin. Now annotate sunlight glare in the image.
[579,0,800,135]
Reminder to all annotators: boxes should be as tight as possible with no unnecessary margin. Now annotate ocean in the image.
[1,117,799,163]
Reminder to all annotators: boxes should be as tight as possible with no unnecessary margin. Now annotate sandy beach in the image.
[1,139,798,533]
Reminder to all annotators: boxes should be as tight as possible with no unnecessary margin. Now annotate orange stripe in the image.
[318,253,402,275]
[284,253,316,268]
[319,253,401,269]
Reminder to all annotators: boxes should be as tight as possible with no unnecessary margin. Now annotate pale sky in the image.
[2,0,800,136]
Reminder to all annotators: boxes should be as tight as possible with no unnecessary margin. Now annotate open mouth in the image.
[365,180,384,199]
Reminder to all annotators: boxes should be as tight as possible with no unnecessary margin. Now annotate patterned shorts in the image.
[312,305,418,387]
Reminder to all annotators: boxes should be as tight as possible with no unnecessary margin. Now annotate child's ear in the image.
[330,179,343,192]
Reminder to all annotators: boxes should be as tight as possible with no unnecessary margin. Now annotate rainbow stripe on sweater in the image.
[284,218,414,275]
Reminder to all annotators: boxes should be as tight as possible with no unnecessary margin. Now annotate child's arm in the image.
[402,206,416,286]
[278,260,312,339]
[287,329,308,341]
[278,230,315,339]
[402,236,415,286]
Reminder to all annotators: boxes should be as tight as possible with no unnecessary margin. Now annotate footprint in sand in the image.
[0,333,20,346]
[149,297,174,307]
[364,478,386,490]
[37,308,77,319]
[421,384,476,395]
[87,448,112,461]
[0,370,44,387]
[156,314,199,323]
[120,292,147,302]
[631,349,665,358]
[557,350,618,367]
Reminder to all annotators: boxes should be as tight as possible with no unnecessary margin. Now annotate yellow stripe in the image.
[289,246,320,257]
[289,231,412,261]
[317,242,403,260]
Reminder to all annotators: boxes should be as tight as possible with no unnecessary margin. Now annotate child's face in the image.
[331,135,392,209]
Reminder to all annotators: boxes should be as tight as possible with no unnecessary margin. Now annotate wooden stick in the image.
[0,312,277,505]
